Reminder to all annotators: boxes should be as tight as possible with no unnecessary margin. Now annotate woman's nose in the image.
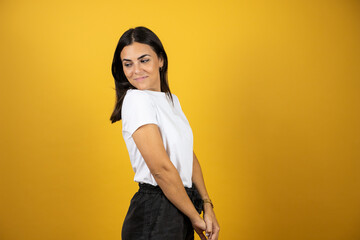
[134,63,142,74]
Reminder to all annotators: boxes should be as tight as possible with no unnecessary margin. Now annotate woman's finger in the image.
[211,221,220,240]
[205,220,213,239]
[195,229,207,240]
[211,230,219,240]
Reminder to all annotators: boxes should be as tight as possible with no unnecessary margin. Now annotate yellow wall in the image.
[1,0,359,239]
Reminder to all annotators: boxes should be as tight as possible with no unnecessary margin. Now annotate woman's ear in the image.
[159,54,164,68]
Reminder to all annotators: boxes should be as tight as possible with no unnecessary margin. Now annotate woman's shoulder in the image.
[125,89,178,100]
[125,88,147,96]
[122,89,155,111]
[124,89,152,101]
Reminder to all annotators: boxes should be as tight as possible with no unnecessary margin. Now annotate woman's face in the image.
[120,42,164,92]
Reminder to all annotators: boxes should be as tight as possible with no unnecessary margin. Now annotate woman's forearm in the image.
[153,164,201,222]
[192,151,210,200]
[192,151,220,239]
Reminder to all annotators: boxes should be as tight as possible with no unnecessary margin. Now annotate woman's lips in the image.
[134,76,148,81]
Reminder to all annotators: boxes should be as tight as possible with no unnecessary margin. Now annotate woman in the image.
[110,26,220,240]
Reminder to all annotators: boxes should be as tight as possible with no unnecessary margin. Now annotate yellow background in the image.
[1,0,359,239]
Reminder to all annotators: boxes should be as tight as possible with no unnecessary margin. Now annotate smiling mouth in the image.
[134,76,148,81]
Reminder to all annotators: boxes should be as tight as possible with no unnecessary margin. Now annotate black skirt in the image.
[121,183,203,240]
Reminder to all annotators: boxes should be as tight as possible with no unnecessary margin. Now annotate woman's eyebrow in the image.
[122,54,151,62]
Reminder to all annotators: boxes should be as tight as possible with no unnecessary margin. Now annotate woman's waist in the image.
[138,182,197,194]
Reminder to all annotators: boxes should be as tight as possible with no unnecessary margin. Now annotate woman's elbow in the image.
[150,163,175,181]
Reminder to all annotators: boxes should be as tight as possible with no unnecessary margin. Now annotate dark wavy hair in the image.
[110,26,173,124]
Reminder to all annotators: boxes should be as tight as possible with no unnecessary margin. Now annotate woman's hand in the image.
[203,204,220,240]
[190,215,207,240]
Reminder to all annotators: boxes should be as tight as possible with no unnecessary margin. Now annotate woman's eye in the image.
[124,59,148,67]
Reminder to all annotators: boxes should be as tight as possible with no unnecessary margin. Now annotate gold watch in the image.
[202,198,214,208]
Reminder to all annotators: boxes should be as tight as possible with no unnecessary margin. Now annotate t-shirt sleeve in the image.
[121,90,159,137]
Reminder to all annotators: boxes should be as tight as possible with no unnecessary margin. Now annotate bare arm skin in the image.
[192,151,220,240]
[132,123,207,240]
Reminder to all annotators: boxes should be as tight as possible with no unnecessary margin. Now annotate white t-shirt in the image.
[121,89,194,188]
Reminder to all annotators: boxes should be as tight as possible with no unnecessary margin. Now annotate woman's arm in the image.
[132,124,207,240]
[192,151,220,240]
